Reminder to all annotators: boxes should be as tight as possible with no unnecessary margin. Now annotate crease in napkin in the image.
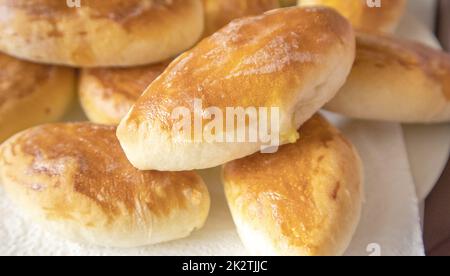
[324,114,424,256]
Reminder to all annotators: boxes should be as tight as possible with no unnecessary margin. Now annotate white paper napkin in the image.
[325,114,424,256]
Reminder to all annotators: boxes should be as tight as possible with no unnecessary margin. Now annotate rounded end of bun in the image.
[325,32,450,123]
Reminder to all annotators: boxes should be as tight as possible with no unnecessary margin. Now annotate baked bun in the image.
[79,61,169,125]
[202,0,279,36]
[223,114,363,256]
[0,0,204,67]
[0,123,210,248]
[117,7,356,171]
[0,53,74,143]
[325,32,450,123]
[298,0,406,33]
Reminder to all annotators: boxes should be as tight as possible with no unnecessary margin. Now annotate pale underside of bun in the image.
[223,114,363,256]
[202,0,280,36]
[298,0,406,33]
[325,32,450,123]
[0,0,204,67]
[117,7,356,171]
[0,53,75,142]
[0,123,210,248]
[79,62,169,125]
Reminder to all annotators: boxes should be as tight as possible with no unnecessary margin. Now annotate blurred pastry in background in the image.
[117,7,356,171]
[279,0,297,7]
[0,53,74,143]
[325,32,450,123]
[79,61,170,125]
[223,114,363,256]
[0,0,204,67]
[0,123,210,248]
[298,0,407,33]
[202,0,279,36]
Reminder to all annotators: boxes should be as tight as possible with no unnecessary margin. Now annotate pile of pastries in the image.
[0,0,448,256]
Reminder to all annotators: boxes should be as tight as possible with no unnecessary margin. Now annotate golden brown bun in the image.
[117,7,356,171]
[299,0,406,33]
[0,123,210,248]
[223,114,363,256]
[0,0,204,67]
[79,61,169,125]
[202,0,279,36]
[325,32,450,123]
[0,53,74,143]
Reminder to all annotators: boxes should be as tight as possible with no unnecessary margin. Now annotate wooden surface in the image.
[424,0,450,256]
[437,0,450,50]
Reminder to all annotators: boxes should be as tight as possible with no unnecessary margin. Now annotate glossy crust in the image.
[326,32,450,123]
[0,0,204,67]
[299,0,406,33]
[79,61,169,125]
[202,0,279,36]
[117,7,356,171]
[0,53,74,142]
[0,123,210,248]
[223,114,363,256]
